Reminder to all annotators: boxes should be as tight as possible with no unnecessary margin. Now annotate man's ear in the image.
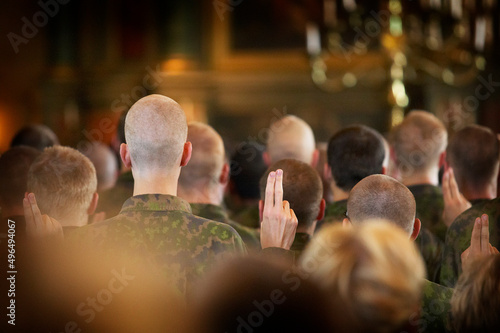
[87,192,99,216]
[263,151,271,166]
[323,163,332,181]
[311,148,320,168]
[180,141,192,167]
[219,163,230,185]
[410,218,421,241]
[439,151,447,170]
[342,218,352,228]
[316,198,326,221]
[381,165,387,175]
[120,143,132,168]
[259,200,264,222]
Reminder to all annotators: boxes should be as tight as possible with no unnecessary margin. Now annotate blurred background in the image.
[1,0,500,151]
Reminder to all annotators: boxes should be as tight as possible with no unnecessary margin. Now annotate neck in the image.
[330,183,350,202]
[132,171,179,197]
[400,168,439,187]
[460,182,497,201]
[297,220,317,236]
[177,185,223,206]
[60,215,88,228]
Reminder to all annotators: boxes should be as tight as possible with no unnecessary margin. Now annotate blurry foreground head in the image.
[265,115,318,166]
[10,124,59,151]
[27,146,98,227]
[192,256,339,333]
[300,222,425,333]
[451,254,500,333]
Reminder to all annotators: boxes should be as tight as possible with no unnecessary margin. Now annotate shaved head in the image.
[266,115,316,165]
[125,94,187,175]
[178,122,225,191]
[347,174,416,234]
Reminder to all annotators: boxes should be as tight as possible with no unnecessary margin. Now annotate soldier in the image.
[178,122,260,251]
[70,95,246,297]
[343,174,453,332]
[391,110,448,241]
[259,159,325,259]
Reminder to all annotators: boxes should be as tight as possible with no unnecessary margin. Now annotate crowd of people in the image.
[0,94,499,332]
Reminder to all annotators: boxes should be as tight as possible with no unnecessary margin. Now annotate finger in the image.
[290,209,298,226]
[480,214,490,253]
[491,245,499,255]
[471,217,481,254]
[274,169,284,214]
[28,193,44,229]
[282,200,291,218]
[264,171,276,215]
[23,197,35,230]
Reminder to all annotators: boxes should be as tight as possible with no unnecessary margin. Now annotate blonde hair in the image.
[300,221,425,333]
[27,146,97,224]
[393,110,447,174]
[451,254,500,333]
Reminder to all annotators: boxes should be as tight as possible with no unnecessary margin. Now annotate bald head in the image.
[125,95,187,175]
[266,115,317,165]
[392,110,447,175]
[178,122,225,191]
[347,174,416,234]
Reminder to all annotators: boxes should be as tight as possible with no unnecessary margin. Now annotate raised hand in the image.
[461,214,499,271]
[260,169,298,250]
[442,167,471,227]
[23,192,64,240]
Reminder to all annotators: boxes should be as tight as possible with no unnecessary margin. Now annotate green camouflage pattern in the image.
[190,203,261,251]
[408,184,447,242]
[411,280,454,333]
[416,227,444,283]
[71,194,246,296]
[440,198,499,288]
[320,200,347,227]
[290,232,311,260]
[231,204,260,229]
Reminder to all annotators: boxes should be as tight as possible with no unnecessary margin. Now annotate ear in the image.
[342,218,352,228]
[323,163,332,181]
[389,146,398,164]
[87,192,99,216]
[120,143,132,168]
[381,165,387,175]
[316,198,326,221]
[311,148,320,168]
[180,141,192,167]
[263,151,271,166]
[439,151,447,170]
[410,218,421,241]
[259,200,264,222]
[219,162,230,185]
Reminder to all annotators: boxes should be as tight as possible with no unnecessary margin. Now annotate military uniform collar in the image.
[190,203,228,221]
[120,194,193,214]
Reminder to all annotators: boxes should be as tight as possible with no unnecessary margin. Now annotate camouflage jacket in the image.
[71,194,246,296]
[408,184,447,242]
[416,227,444,283]
[440,198,499,288]
[315,200,347,232]
[190,203,261,251]
[290,232,312,261]
[231,204,260,229]
[411,280,454,333]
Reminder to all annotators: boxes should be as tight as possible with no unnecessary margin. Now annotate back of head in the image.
[192,255,338,333]
[10,124,60,151]
[451,254,500,333]
[260,159,323,227]
[347,174,416,234]
[178,122,225,191]
[27,146,97,225]
[266,115,316,164]
[81,142,118,192]
[0,146,40,213]
[327,125,385,191]
[447,124,500,190]
[301,222,425,333]
[392,110,447,175]
[230,142,267,200]
[125,94,187,175]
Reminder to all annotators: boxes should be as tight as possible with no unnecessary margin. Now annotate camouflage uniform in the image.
[408,184,447,242]
[71,194,246,296]
[231,204,260,229]
[190,203,261,251]
[290,232,311,260]
[315,200,347,232]
[440,198,499,288]
[412,280,454,333]
[416,227,444,283]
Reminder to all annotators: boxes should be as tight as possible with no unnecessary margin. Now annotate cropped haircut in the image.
[446,125,500,190]
[327,125,385,192]
[347,174,416,235]
[259,159,323,227]
[392,110,447,173]
[451,254,500,333]
[27,146,97,223]
[301,222,425,333]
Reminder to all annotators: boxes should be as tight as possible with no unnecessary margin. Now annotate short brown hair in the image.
[259,159,323,227]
